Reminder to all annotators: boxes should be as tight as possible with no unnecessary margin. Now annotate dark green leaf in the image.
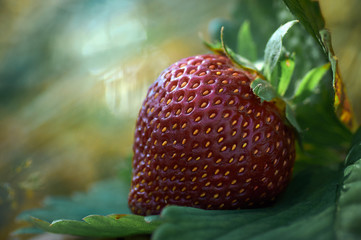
[263,20,298,79]
[283,0,356,130]
[293,63,330,103]
[150,133,361,240]
[221,0,325,79]
[336,130,361,240]
[351,127,361,147]
[285,102,302,133]
[294,78,351,159]
[15,178,131,234]
[282,0,325,45]
[251,78,279,102]
[237,21,257,61]
[15,178,160,238]
[152,165,339,240]
[29,214,160,238]
[293,77,351,165]
[250,76,303,134]
[212,0,296,61]
[17,179,131,222]
[208,1,324,88]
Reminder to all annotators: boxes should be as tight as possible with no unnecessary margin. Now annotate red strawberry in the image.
[128,54,295,216]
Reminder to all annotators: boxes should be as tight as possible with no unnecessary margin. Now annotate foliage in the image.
[282,0,357,130]
[263,20,298,79]
[14,0,360,239]
[14,126,360,239]
[153,167,338,240]
[23,214,159,238]
[151,128,361,240]
[15,179,131,234]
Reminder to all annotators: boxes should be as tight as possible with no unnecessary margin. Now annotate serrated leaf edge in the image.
[28,214,161,237]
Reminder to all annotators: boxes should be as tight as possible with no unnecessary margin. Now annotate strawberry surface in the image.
[129,54,295,216]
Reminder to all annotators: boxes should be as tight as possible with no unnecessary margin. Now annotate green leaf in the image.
[15,178,161,238]
[237,21,257,61]
[336,130,361,240]
[319,29,356,130]
[283,0,357,130]
[153,165,339,240]
[15,178,131,234]
[285,102,302,133]
[250,78,303,135]
[294,82,352,161]
[202,39,224,55]
[351,127,361,147]
[263,20,298,79]
[293,63,330,103]
[269,54,295,98]
[151,133,361,240]
[17,133,361,239]
[203,28,260,74]
[219,27,260,74]
[29,214,160,238]
[282,0,325,45]
[278,57,295,96]
[17,179,131,223]
[223,45,260,74]
[250,78,279,102]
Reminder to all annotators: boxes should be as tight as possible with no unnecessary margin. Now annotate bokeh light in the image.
[0,0,234,238]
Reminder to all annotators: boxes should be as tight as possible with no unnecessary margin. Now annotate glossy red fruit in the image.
[128,54,295,216]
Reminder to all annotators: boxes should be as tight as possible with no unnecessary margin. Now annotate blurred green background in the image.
[0,0,234,238]
[0,0,360,239]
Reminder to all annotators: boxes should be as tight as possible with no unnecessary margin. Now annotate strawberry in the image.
[128,54,295,216]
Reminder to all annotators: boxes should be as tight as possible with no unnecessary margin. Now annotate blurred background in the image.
[0,0,360,239]
[0,0,235,238]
